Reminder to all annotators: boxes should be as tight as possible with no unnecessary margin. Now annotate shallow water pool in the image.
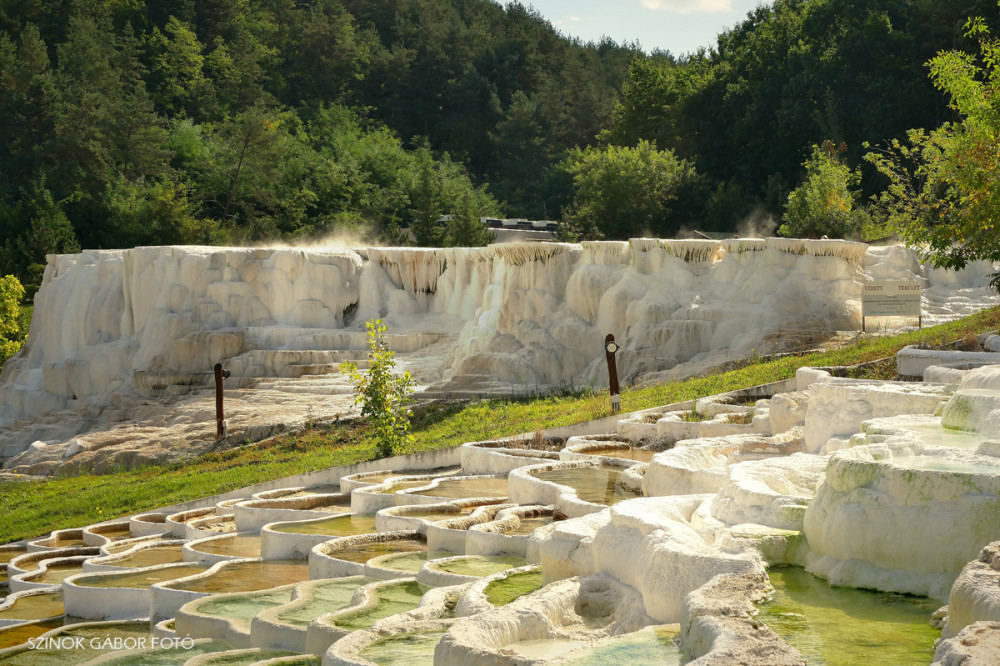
[359,629,446,666]
[758,566,938,665]
[534,467,641,505]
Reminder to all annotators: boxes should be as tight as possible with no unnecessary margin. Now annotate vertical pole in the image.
[214,363,225,439]
[862,316,866,333]
[605,334,620,414]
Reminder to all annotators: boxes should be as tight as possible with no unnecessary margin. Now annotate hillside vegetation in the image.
[1,0,999,294]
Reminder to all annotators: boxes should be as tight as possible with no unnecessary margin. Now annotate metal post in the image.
[605,334,621,414]
[214,363,230,439]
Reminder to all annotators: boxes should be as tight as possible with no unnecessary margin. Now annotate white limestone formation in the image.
[1,239,995,468]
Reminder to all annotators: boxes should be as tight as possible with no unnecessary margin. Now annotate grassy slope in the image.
[2,306,999,544]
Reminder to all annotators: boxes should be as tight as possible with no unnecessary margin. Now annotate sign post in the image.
[862,281,922,331]
[604,334,620,414]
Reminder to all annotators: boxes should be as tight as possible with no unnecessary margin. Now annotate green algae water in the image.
[193,587,294,626]
[3,621,150,665]
[360,629,447,666]
[270,513,377,536]
[333,580,427,631]
[563,625,682,665]
[330,539,426,564]
[534,467,640,505]
[274,576,376,628]
[436,555,526,577]
[185,648,297,664]
[758,567,938,665]
[484,569,544,606]
[75,638,231,665]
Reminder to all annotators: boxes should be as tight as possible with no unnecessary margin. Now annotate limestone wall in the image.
[0,239,994,423]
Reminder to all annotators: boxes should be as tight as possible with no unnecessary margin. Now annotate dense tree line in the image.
[601,0,1000,236]
[0,0,635,294]
[1,0,998,298]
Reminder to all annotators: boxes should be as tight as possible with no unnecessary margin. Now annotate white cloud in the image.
[640,0,732,14]
[568,15,583,22]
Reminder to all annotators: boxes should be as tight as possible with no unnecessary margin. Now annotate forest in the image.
[1,0,999,297]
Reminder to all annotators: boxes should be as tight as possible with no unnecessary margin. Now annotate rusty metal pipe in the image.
[605,334,620,414]
[214,363,230,439]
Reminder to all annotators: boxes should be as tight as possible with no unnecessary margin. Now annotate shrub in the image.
[341,319,416,458]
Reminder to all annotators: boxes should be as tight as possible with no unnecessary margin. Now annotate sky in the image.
[526,0,775,55]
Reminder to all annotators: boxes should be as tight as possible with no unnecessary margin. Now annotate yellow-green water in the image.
[270,513,377,536]
[415,477,508,499]
[333,581,428,631]
[373,480,432,494]
[107,545,185,568]
[0,618,65,650]
[0,550,26,565]
[508,515,555,535]
[165,560,309,594]
[581,446,656,463]
[484,569,545,606]
[0,591,64,620]
[38,536,86,548]
[191,535,262,558]
[92,526,133,542]
[436,555,526,577]
[758,567,938,665]
[534,467,640,505]
[71,638,231,665]
[359,629,447,666]
[2,621,150,665]
[395,511,461,523]
[329,539,426,564]
[373,550,452,573]
[76,564,208,589]
[26,562,86,585]
[192,587,294,626]
[185,648,297,664]
[274,577,376,628]
[103,539,170,555]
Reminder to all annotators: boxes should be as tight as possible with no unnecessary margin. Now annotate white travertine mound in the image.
[1,241,994,467]
[897,347,1000,379]
[435,574,653,666]
[933,621,1000,666]
[802,378,954,453]
[803,442,1000,600]
[590,497,764,622]
[643,430,803,498]
[768,391,809,434]
[709,454,827,531]
[681,571,804,665]
[943,542,1000,638]
[532,511,611,582]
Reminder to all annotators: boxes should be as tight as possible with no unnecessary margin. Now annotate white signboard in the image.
[862,281,922,317]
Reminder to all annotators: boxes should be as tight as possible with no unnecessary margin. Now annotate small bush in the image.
[341,319,416,458]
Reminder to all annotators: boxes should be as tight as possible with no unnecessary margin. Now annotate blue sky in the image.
[526,0,775,55]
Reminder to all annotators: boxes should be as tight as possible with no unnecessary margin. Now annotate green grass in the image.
[2,306,999,545]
